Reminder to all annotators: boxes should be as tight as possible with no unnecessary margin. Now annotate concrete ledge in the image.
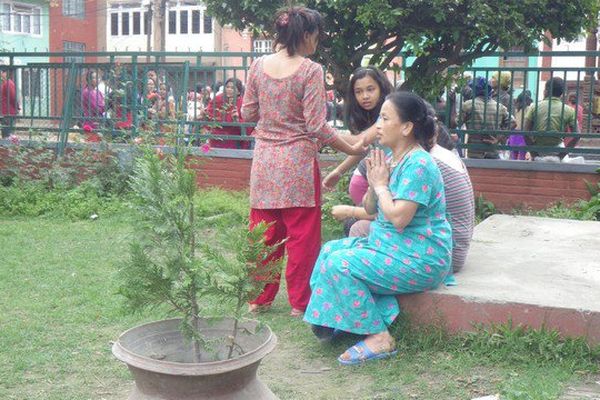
[464,158,600,173]
[398,215,600,344]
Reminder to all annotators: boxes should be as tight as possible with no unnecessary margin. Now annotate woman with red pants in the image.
[241,6,366,317]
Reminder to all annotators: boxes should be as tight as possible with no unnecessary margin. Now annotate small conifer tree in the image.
[118,143,282,362]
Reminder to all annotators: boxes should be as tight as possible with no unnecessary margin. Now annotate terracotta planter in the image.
[112,318,278,400]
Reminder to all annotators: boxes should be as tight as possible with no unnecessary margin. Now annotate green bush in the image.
[0,139,133,220]
[0,180,126,220]
[475,194,498,223]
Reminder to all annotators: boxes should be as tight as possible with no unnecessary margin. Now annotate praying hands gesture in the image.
[366,148,390,189]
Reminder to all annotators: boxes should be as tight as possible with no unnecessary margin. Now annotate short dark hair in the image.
[545,77,565,98]
[385,91,436,151]
[344,66,393,134]
[515,90,533,111]
[273,7,323,57]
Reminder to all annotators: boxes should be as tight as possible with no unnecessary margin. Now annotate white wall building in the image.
[106,0,215,52]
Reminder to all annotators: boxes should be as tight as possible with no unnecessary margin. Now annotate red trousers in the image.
[249,161,322,311]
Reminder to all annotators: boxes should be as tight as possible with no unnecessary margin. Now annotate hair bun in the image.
[276,12,289,27]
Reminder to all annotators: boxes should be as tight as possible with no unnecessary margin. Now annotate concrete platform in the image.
[398,215,600,344]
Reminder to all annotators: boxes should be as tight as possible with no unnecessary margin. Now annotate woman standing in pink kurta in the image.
[241,7,366,316]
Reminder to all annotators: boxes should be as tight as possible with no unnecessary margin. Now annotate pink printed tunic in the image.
[241,57,336,209]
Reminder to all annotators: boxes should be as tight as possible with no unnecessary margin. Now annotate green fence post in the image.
[131,55,139,138]
[57,62,77,157]
[179,61,190,143]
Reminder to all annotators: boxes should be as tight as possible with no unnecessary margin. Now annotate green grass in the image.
[0,189,598,399]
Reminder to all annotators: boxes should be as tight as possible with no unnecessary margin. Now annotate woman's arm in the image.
[322,155,363,189]
[332,125,378,173]
[363,186,378,215]
[302,64,367,155]
[331,204,376,221]
[327,135,369,155]
[322,123,379,188]
[373,187,418,230]
[366,149,418,230]
[241,61,260,122]
[337,124,378,145]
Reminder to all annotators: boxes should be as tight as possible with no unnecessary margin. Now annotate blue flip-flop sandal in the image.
[337,340,398,366]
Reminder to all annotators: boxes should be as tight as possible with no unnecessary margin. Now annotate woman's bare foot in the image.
[248,303,271,314]
[290,308,304,317]
[338,330,395,361]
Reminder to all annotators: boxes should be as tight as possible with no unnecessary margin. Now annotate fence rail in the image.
[1,51,599,163]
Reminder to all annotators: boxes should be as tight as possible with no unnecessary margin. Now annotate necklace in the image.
[389,144,420,169]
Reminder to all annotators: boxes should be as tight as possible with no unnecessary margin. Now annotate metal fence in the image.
[1,50,599,162]
[0,51,260,155]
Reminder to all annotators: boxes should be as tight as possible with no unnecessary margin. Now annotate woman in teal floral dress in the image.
[304,92,453,365]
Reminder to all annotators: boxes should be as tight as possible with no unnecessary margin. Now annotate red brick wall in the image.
[48,0,99,117]
[49,0,98,57]
[190,156,599,212]
[2,146,598,213]
[467,167,598,211]
[192,156,252,190]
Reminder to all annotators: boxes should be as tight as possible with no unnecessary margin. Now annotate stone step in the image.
[398,215,600,345]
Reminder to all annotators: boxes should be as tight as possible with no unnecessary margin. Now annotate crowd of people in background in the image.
[75,66,253,148]
[2,51,589,159]
[451,72,586,163]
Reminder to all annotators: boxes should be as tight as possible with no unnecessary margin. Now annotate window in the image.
[1,3,42,35]
[203,14,212,33]
[133,11,140,34]
[110,13,119,35]
[122,12,129,35]
[32,8,40,34]
[63,0,84,19]
[191,10,200,33]
[1,3,11,31]
[168,10,176,34]
[180,10,188,34]
[253,40,273,53]
[64,41,85,63]
[144,11,151,34]
[22,11,30,33]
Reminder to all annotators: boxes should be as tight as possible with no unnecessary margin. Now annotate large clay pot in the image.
[112,318,278,400]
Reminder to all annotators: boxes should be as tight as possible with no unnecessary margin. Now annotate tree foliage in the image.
[204,0,599,98]
[118,145,282,361]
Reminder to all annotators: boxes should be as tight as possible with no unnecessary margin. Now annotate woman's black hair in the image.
[224,77,244,97]
[344,66,393,134]
[423,99,455,151]
[385,91,436,151]
[85,70,97,86]
[515,90,533,111]
[195,82,205,93]
[274,7,323,57]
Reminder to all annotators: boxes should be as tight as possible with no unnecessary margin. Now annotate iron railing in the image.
[0,51,599,162]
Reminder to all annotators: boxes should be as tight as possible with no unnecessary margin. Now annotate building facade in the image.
[0,0,50,117]
[49,0,98,61]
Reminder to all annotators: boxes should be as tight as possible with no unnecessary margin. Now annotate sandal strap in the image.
[343,340,397,362]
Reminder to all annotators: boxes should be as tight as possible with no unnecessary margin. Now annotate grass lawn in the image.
[0,190,598,400]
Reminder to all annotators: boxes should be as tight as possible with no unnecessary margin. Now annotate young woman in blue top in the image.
[304,91,453,365]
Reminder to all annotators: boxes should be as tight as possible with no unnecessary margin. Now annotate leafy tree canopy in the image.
[204,0,599,99]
